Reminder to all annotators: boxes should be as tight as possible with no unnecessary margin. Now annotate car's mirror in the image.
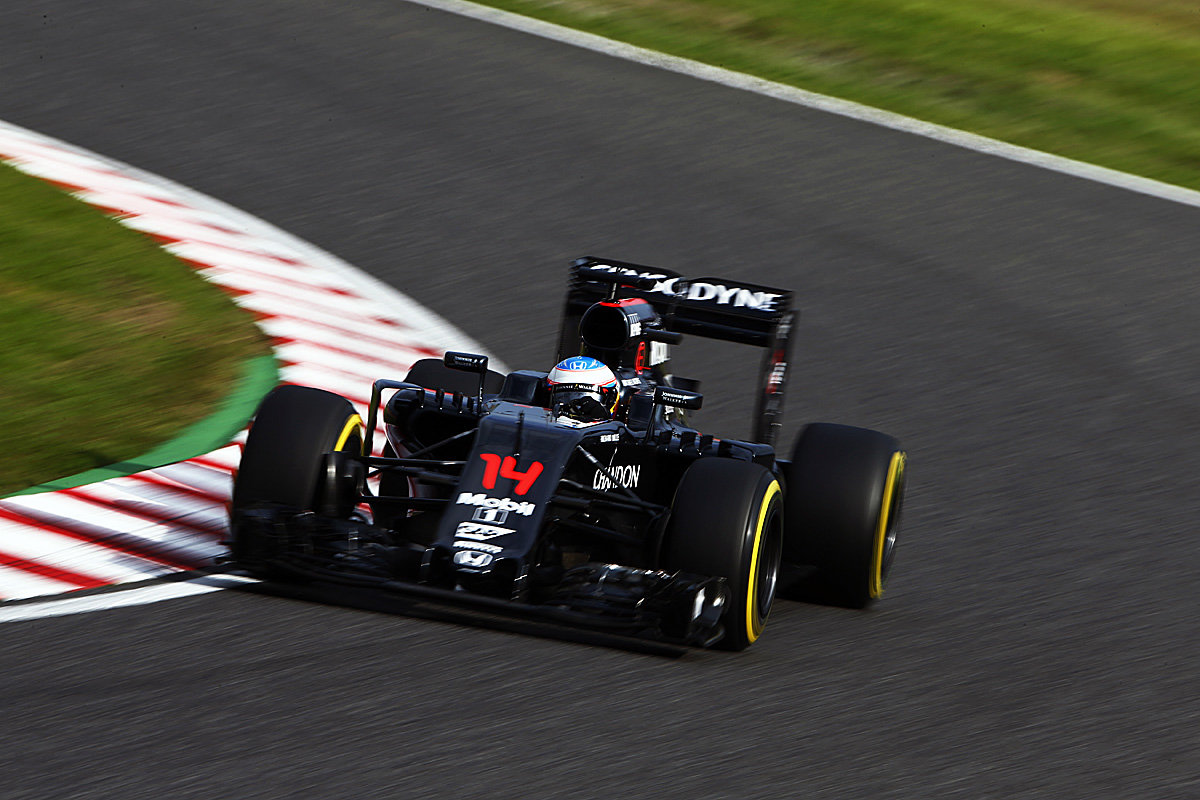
[444,351,489,373]
[653,386,703,410]
[443,351,490,401]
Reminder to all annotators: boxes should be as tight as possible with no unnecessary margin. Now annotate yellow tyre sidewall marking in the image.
[335,414,365,455]
[870,451,906,599]
[745,479,782,643]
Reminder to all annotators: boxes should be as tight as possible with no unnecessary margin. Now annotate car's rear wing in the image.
[557,256,795,446]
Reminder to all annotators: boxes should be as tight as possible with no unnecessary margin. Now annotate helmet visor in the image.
[550,383,617,416]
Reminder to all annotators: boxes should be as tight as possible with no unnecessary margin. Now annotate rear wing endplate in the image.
[558,256,795,446]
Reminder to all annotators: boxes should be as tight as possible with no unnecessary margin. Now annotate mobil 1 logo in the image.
[473,507,508,524]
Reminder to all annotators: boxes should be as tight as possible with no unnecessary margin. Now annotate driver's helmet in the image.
[547,356,619,419]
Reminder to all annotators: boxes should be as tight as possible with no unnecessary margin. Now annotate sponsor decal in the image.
[453,551,493,568]
[455,521,514,539]
[682,282,780,311]
[766,360,787,392]
[472,506,508,524]
[629,319,642,336]
[445,352,488,370]
[649,341,669,366]
[454,540,503,554]
[555,417,605,429]
[600,433,620,443]
[586,266,781,312]
[457,493,536,516]
[478,454,543,496]
[556,356,605,371]
[588,264,672,290]
[594,464,641,491]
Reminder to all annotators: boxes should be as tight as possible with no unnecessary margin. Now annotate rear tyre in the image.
[230,385,363,564]
[784,423,906,608]
[663,458,784,651]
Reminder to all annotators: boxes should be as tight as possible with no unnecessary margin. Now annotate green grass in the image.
[0,161,271,496]
[466,0,1200,192]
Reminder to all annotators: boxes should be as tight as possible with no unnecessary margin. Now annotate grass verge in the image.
[464,0,1200,192]
[0,160,273,496]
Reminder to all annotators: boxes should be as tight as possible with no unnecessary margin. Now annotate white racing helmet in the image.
[547,356,619,418]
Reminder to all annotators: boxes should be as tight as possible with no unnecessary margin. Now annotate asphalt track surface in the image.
[3,2,1199,797]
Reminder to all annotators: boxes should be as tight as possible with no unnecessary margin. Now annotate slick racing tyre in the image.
[230,386,363,564]
[663,458,784,651]
[784,423,906,609]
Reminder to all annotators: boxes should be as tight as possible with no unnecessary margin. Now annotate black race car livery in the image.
[227,257,907,652]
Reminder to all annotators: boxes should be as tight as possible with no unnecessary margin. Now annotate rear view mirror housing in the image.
[443,351,489,373]
[443,351,490,402]
[653,386,703,411]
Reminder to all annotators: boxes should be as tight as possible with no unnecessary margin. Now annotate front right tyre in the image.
[230,385,363,568]
[662,458,784,651]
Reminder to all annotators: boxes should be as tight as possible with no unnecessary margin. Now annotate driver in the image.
[547,356,619,422]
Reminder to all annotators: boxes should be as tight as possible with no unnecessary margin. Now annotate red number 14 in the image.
[478,454,543,496]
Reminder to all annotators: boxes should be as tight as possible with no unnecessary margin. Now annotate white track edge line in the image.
[0,575,259,624]
[0,117,508,605]
[406,0,1200,211]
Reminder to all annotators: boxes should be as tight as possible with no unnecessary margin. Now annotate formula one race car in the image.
[226,257,907,651]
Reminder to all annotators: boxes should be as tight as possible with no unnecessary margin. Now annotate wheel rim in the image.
[756,503,783,619]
